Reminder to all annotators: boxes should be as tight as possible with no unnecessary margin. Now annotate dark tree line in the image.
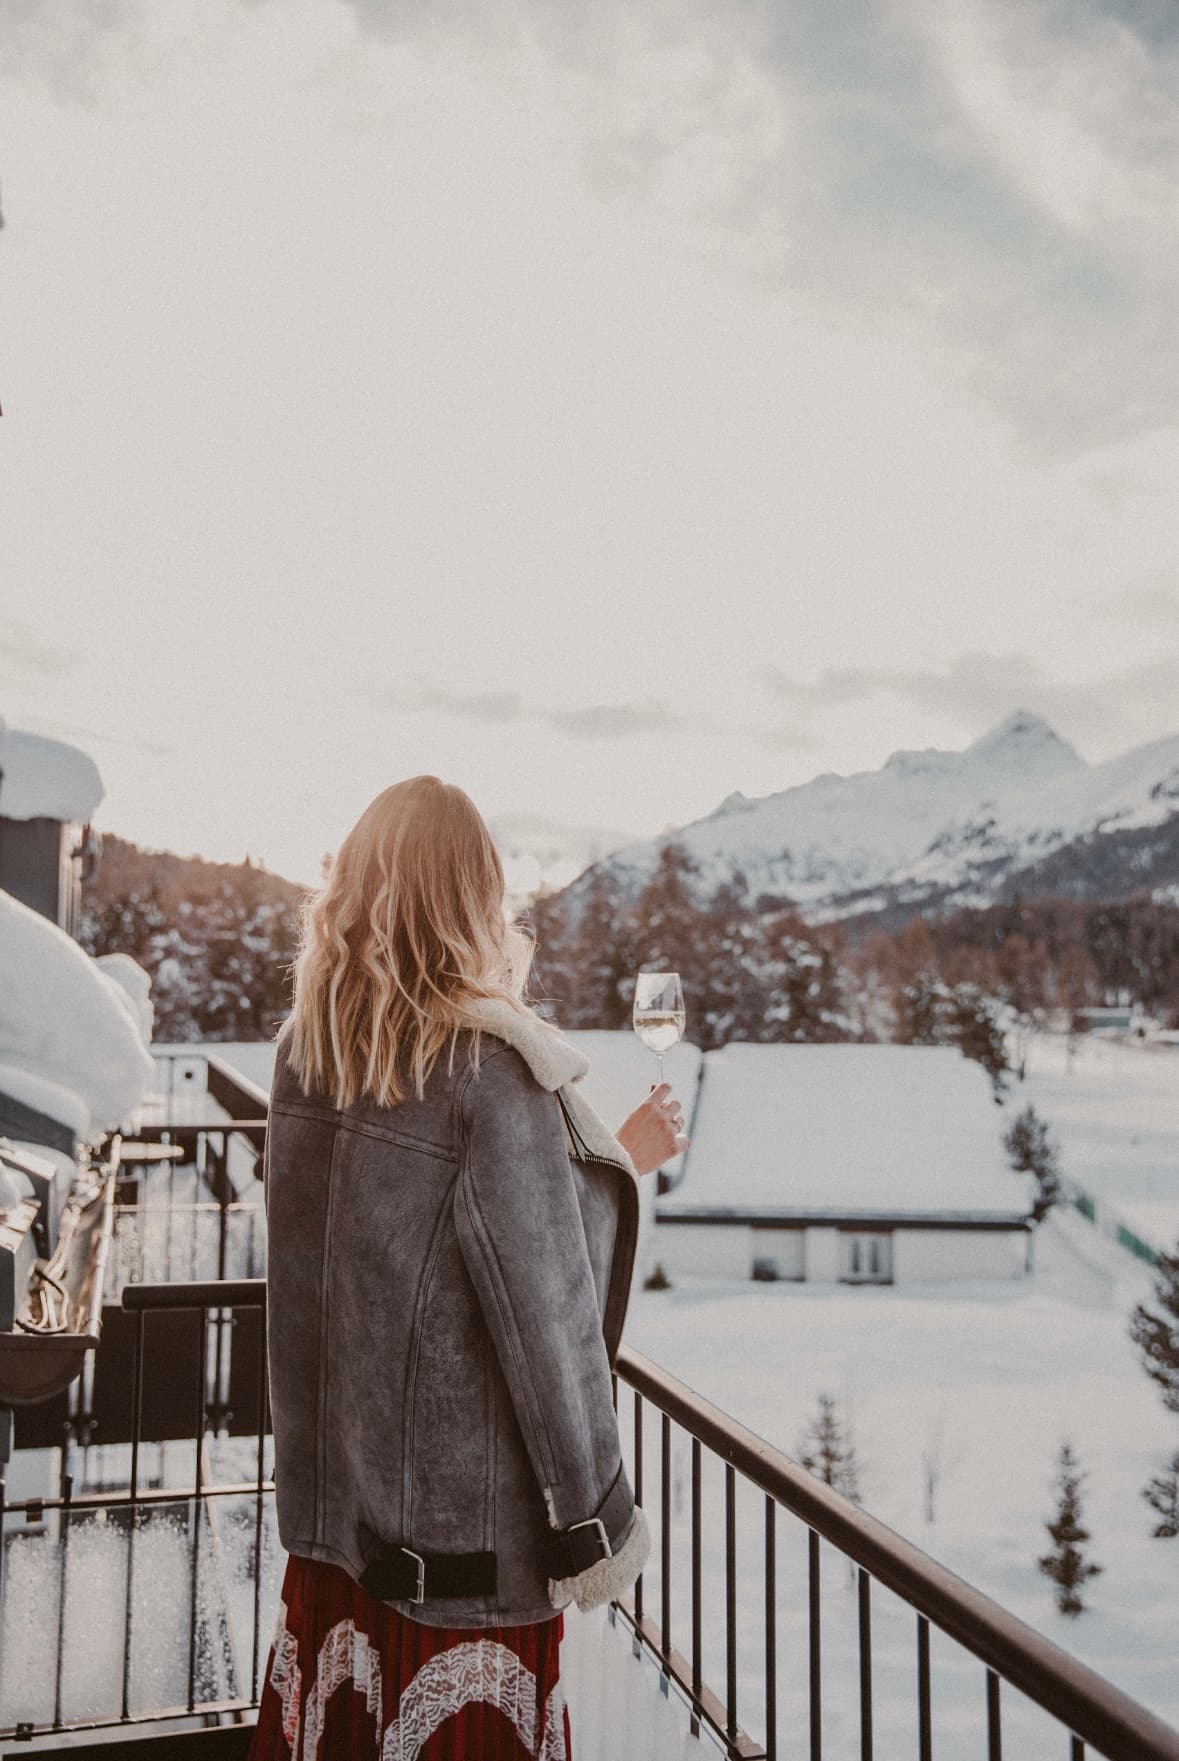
[78,834,303,1041]
[528,844,860,1051]
[864,895,1179,1027]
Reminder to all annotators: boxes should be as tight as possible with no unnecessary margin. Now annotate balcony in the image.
[2,1057,1179,1760]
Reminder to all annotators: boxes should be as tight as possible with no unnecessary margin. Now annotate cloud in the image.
[548,703,684,738]
[417,687,525,722]
[1102,583,1179,625]
[0,620,76,677]
[3,0,137,101]
[11,0,1179,451]
[759,648,1179,746]
[751,723,824,754]
[376,684,686,739]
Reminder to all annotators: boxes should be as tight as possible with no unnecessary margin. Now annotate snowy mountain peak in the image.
[708,790,755,819]
[577,709,1179,922]
[962,709,1084,775]
[882,744,954,779]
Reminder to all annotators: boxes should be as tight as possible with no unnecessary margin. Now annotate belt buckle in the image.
[568,1516,612,1561]
[400,1546,426,1603]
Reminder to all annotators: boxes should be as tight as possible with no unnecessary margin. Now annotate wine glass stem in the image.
[657,1051,664,1085]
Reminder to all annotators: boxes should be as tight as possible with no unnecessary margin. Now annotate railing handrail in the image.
[122,1278,267,1311]
[615,1342,1179,1761]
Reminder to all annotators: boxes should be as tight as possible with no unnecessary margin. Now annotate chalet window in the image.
[842,1231,892,1283]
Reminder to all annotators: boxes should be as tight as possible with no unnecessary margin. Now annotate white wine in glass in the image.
[632,970,686,1084]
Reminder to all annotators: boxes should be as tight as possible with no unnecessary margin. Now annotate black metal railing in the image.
[610,1346,1179,1761]
[111,1053,269,1294]
[0,1280,272,1748]
[4,1273,1179,1755]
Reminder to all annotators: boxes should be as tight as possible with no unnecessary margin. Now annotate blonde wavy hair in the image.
[279,775,536,1107]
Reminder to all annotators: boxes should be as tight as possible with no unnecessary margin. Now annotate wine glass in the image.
[632,970,686,1085]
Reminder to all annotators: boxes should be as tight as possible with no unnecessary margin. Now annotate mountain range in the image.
[561,711,1179,930]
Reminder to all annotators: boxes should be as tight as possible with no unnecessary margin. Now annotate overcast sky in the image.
[3,0,1178,883]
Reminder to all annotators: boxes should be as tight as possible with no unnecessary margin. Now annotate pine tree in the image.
[893,969,951,1046]
[948,983,1011,1099]
[1038,1440,1102,1615]
[633,841,703,975]
[1142,1451,1179,1539]
[795,1393,862,1504]
[1129,1243,1179,1416]
[1003,1103,1063,1224]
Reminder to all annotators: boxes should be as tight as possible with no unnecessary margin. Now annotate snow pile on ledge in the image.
[0,890,155,1138]
[95,952,155,1043]
[0,720,104,822]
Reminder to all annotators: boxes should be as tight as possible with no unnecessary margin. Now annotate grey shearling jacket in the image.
[263,996,650,1626]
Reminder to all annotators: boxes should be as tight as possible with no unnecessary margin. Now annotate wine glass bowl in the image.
[632,970,686,1084]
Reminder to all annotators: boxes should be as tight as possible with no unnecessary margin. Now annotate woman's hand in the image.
[614,1083,690,1177]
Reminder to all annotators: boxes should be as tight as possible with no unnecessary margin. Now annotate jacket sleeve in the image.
[453,1045,650,1610]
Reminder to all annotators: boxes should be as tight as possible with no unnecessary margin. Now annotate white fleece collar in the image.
[457,996,588,1090]
[457,996,637,1179]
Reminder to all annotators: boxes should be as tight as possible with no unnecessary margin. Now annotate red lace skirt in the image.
[248,1553,571,1760]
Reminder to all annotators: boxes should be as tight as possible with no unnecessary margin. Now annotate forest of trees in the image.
[527,843,1179,1055]
[78,834,302,1041]
[78,832,1179,1047]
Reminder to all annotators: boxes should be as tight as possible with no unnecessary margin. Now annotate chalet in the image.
[655,1042,1034,1286]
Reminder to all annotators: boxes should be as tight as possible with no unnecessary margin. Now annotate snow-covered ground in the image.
[1015,1031,1179,1251]
[619,1243,1179,1748]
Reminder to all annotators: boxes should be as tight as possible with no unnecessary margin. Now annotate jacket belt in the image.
[357,1539,498,1604]
[541,1460,634,1580]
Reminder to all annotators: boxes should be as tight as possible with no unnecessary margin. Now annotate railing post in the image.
[917,1612,932,1761]
[765,1495,776,1761]
[725,1461,737,1743]
[660,1411,671,1665]
[858,1567,873,1761]
[633,1390,644,1628]
[987,1667,1002,1761]
[691,1436,702,1720]
[809,1527,822,1761]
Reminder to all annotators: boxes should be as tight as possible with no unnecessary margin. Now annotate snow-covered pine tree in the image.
[633,841,703,972]
[1142,1451,1179,1539]
[795,1393,862,1504]
[948,983,1011,1100]
[760,910,853,1045]
[1003,1102,1063,1224]
[893,968,951,1047]
[1129,1243,1179,1416]
[1037,1439,1102,1616]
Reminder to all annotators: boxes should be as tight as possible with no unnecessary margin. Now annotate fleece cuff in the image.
[547,1505,651,1612]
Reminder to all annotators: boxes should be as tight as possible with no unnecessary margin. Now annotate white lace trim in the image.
[262,1607,566,1761]
[383,1639,566,1761]
[266,1598,303,1749]
[301,1617,384,1761]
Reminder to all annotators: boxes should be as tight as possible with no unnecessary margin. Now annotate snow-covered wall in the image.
[0,888,155,1139]
[0,722,103,823]
[892,1227,1024,1283]
[652,1218,1028,1284]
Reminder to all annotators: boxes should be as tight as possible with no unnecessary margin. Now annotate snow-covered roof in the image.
[0,889,155,1138]
[0,721,103,823]
[661,1043,1030,1218]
